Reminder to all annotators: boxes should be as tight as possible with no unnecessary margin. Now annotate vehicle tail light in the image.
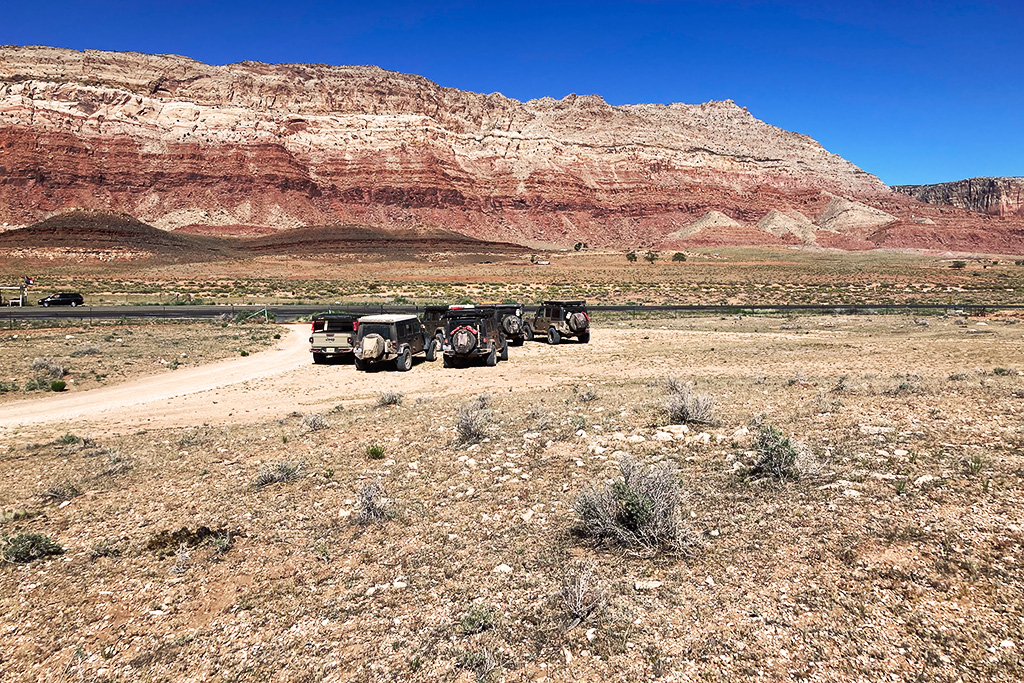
[352,320,359,332]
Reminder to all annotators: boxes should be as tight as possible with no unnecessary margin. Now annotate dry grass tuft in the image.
[663,378,716,425]
[354,478,391,524]
[253,461,301,489]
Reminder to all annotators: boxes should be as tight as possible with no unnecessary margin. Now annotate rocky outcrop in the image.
[815,197,897,234]
[0,46,1021,254]
[757,209,818,244]
[0,45,889,247]
[895,177,1024,217]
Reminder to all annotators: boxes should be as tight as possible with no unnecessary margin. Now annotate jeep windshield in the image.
[358,323,395,340]
[312,319,355,333]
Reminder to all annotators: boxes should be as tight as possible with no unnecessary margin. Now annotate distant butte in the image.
[0,45,1022,254]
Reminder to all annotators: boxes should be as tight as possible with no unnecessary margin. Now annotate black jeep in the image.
[353,313,437,371]
[526,300,591,344]
[442,306,508,367]
[420,304,449,352]
[477,302,527,346]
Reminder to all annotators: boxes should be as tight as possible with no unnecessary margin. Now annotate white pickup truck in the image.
[309,313,359,364]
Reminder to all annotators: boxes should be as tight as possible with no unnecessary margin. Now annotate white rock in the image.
[613,432,627,441]
[635,580,663,591]
[893,449,909,457]
[843,489,861,497]
[392,580,407,589]
[493,563,513,573]
[627,435,646,444]
[586,628,597,642]
[662,425,689,435]
[521,509,534,522]
[653,432,674,442]
[705,576,715,586]
[575,429,587,438]
[1000,640,1014,649]
[914,474,936,487]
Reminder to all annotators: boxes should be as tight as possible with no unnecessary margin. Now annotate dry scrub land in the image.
[4,248,1023,307]
[0,320,279,404]
[2,313,1024,682]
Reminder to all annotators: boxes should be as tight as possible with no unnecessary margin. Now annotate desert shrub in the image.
[459,603,497,634]
[948,372,969,381]
[457,401,492,444]
[811,390,841,414]
[354,478,391,524]
[663,379,716,425]
[366,444,386,460]
[50,380,67,392]
[1,509,34,524]
[577,388,599,403]
[2,533,64,563]
[303,413,329,432]
[456,648,503,681]
[951,260,966,269]
[100,450,133,476]
[30,357,67,378]
[992,367,1017,376]
[671,252,687,262]
[57,433,81,445]
[0,381,19,394]
[749,424,800,481]
[378,391,404,407]
[886,375,924,395]
[90,539,122,560]
[70,346,101,358]
[40,481,81,503]
[574,456,700,556]
[558,560,605,625]
[253,461,301,489]
[625,251,638,263]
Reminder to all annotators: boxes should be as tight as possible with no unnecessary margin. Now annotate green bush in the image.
[50,380,67,392]
[2,533,64,563]
[366,444,386,460]
[750,424,800,481]
[671,252,687,262]
[625,251,638,263]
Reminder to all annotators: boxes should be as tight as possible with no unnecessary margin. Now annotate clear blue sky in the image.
[2,0,1021,185]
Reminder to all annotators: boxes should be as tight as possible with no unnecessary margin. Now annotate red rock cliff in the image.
[1,45,1021,253]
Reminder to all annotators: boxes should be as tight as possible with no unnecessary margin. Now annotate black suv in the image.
[353,314,437,371]
[442,306,508,367]
[420,304,449,351]
[526,300,590,344]
[309,313,359,364]
[38,292,84,307]
[478,302,527,346]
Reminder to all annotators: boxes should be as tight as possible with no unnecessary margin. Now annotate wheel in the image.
[499,341,509,361]
[396,347,412,372]
[425,338,438,362]
[523,324,534,342]
[442,354,453,368]
[511,336,524,347]
[577,332,590,344]
[312,352,327,365]
[43,302,49,307]
[354,357,366,371]
[547,327,561,345]
[70,301,78,307]
[485,346,498,366]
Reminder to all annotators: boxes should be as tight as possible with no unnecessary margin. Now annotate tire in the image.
[547,327,561,345]
[485,346,498,367]
[511,336,524,347]
[425,338,438,362]
[70,301,78,307]
[523,324,534,342]
[312,352,327,365]
[442,354,453,368]
[354,357,366,371]
[396,347,412,372]
[577,332,590,344]
[500,341,509,361]
[43,302,49,307]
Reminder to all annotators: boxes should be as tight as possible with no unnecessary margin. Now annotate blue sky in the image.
[2,0,1021,185]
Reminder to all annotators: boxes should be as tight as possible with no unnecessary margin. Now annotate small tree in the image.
[643,250,659,264]
[671,252,687,262]
[625,251,638,263]
[951,261,966,269]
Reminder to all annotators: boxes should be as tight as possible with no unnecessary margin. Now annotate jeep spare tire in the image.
[502,315,522,336]
[360,334,386,361]
[567,312,589,333]
[451,327,478,355]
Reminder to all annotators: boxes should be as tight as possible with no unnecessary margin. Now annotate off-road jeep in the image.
[420,304,449,352]
[442,306,508,367]
[526,299,590,344]
[478,301,527,346]
[353,313,437,371]
[309,313,359,364]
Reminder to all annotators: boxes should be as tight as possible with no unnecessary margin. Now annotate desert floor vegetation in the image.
[0,312,1022,680]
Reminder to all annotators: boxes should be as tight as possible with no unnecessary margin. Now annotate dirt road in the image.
[3,317,1015,441]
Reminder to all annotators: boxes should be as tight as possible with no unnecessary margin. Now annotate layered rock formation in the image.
[895,178,1024,217]
[0,45,1022,253]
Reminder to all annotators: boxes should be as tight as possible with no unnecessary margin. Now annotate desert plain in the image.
[1,248,1023,682]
